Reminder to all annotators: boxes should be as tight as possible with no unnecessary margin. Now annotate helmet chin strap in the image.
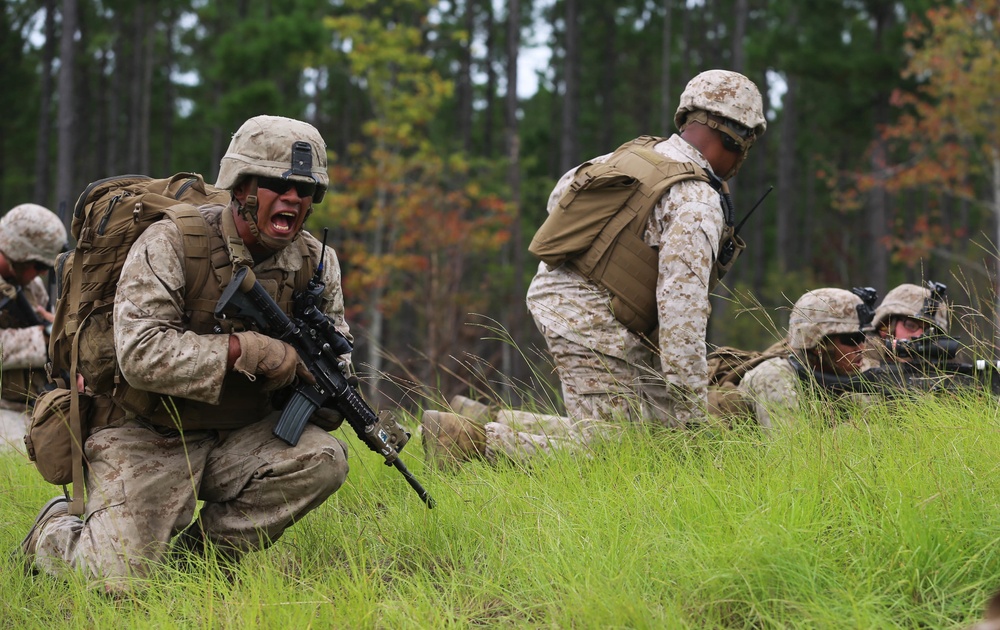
[682,111,755,180]
[722,149,749,181]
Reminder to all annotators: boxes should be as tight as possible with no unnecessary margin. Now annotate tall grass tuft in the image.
[4,388,1000,628]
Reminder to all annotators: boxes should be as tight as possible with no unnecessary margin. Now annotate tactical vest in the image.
[529,136,741,335]
[114,205,318,430]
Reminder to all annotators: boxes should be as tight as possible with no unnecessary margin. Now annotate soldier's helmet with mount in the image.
[789,288,864,351]
[215,115,329,203]
[872,282,950,335]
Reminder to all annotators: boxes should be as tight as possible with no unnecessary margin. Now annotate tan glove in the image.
[311,407,345,431]
[232,331,302,392]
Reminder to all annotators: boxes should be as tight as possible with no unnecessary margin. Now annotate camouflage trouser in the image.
[538,326,692,429]
[35,414,348,589]
[483,408,619,464]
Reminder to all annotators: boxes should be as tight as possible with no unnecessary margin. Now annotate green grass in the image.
[4,393,1000,628]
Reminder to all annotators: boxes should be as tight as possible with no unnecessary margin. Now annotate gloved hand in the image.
[311,407,345,431]
[232,331,304,392]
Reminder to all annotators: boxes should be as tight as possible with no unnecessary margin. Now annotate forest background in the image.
[1,0,997,412]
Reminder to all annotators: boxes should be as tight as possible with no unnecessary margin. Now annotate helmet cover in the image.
[788,288,864,351]
[216,115,329,202]
[674,69,767,137]
[0,203,67,268]
[871,283,950,334]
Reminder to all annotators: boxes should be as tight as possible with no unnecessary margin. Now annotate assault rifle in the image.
[871,335,1000,396]
[215,264,434,508]
[0,287,45,328]
[858,360,1000,397]
[789,338,1000,397]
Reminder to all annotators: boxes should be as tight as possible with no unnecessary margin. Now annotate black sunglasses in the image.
[829,332,867,347]
[256,176,317,199]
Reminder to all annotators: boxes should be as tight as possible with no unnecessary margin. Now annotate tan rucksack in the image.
[31,172,229,514]
[706,339,790,420]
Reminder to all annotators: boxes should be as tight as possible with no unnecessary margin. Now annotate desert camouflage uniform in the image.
[737,288,875,431]
[34,205,350,588]
[738,355,873,430]
[0,202,65,449]
[737,356,800,430]
[0,276,50,448]
[527,134,723,430]
[483,407,620,463]
[0,276,49,394]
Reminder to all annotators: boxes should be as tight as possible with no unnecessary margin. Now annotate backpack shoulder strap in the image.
[162,204,214,301]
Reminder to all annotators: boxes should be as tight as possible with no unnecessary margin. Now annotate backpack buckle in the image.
[570,172,595,192]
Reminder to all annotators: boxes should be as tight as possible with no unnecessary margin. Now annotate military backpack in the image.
[27,172,229,514]
[706,339,790,420]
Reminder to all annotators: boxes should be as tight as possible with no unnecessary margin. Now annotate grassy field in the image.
[4,393,1000,628]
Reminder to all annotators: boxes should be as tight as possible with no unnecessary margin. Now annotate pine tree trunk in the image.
[659,0,673,134]
[33,0,56,206]
[502,0,523,404]
[458,0,475,153]
[483,0,497,158]
[776,74,798,273]
[559,0,579,174]
[55,0,78,233]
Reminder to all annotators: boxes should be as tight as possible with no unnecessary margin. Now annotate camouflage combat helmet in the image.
[216,115,329,203]
[872,283,950,334]
[674,69,767,135]
[788,288,864,351]
[0,203,67,268]
[674,70,766,179]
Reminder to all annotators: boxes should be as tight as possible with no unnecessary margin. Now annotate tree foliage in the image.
[1,0,998,403]
[318,0,513,402]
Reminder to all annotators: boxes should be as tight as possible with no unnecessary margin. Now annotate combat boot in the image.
[18,496,69,574]
[421,409,488,469]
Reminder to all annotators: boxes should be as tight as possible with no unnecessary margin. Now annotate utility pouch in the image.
[24,388,93,486]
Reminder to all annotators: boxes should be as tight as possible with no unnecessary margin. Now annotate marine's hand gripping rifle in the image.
[215,265,434,508]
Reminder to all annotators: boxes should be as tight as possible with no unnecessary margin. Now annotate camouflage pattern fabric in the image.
[738,355,876,430]
[32,205,351,588]
[0,276,49,370]
[114,206,348,405]
[0,276,50,416]
[0,203,67,267]
[872,283,950,333]
[527,134,723,428]
[737,356,801,430]
[35,417,348,591]
[674,70,767,137]
[483,408,619,464]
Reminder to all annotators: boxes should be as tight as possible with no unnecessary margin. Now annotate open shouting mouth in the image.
[270,210,299,234]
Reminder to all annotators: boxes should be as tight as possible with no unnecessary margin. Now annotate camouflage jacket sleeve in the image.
[114,221,230,404]
[738,357,801,430]
[0,277,48,370]
[652,178,725,425]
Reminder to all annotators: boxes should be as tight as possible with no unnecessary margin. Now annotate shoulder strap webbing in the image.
[163,205,213,302]
[67,250,85,515]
